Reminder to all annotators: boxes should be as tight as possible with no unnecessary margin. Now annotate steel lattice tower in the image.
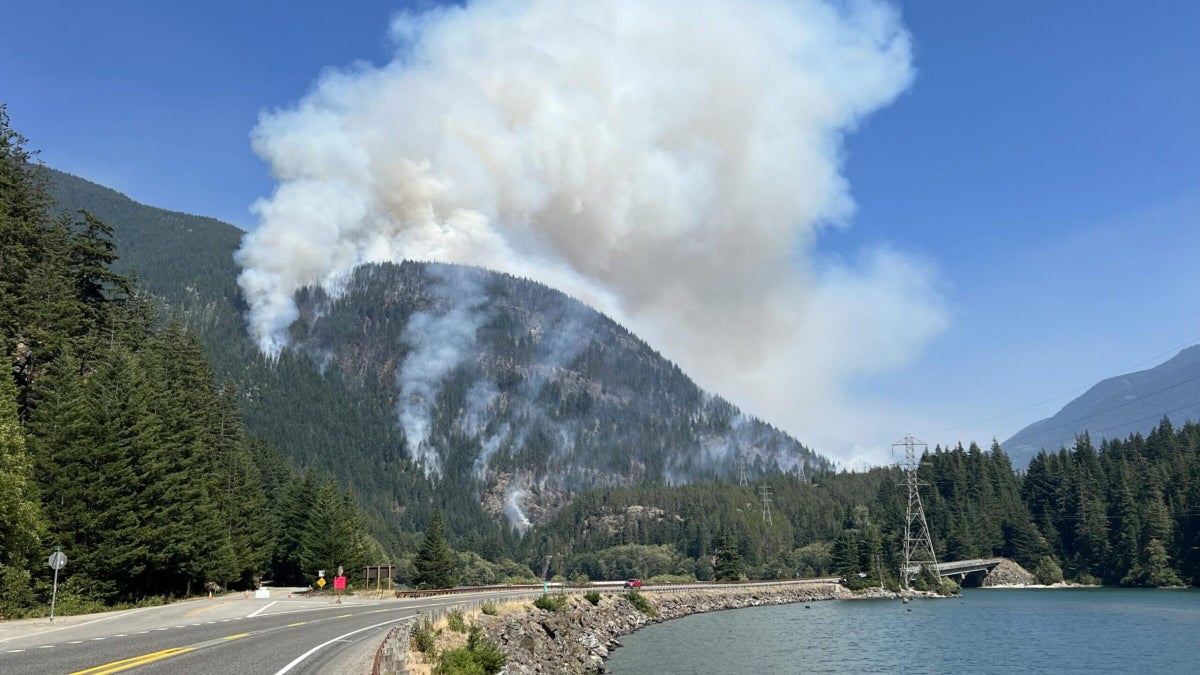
[893,434,938,588]
[758,484,773,525]
[738,455,749,487]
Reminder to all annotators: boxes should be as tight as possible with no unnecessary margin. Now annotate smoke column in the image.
[236,0,948,459]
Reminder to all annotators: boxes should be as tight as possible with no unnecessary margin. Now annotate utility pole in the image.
[758,484,773,526]
[893,434,938,589]
[738,454,749,487]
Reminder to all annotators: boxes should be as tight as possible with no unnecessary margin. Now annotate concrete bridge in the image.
[904,557,1005,586]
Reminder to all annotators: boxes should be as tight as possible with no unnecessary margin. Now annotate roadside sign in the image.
[318,569,325,578]
[48,546,67,622]
[333,576,347,590]
[317,577,327,588]
[337,566,344,577]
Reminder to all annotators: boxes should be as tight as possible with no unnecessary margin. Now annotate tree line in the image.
[0,107,379,617]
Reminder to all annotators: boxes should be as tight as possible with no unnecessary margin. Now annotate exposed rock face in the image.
[474,584,851,674]
[981,559,1037,587]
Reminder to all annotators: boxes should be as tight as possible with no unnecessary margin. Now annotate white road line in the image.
[247,600,278,618]
[114,634,127,637]
[91,637,105,641]
[6,649,26,653]
[137,630,149,634]
[37,645,54,649]
[0,604,163,645]
[272,617,411,675]
[67,641,83,644]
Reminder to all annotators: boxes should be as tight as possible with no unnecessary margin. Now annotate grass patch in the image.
[622,591,658,617]
[446,609,467,633]
[584,591,601,606]
[533,593,568,612]
[480,602,498,616]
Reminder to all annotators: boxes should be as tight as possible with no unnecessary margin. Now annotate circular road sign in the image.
[49,551,68,570]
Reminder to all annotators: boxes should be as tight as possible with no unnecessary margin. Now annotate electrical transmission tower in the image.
[758,484,773,525]
[893,434,938,589]
[738,455,749,487]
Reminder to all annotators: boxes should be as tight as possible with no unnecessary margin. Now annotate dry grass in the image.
[405,599,532,671]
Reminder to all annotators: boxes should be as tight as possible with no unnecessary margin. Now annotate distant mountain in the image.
[1003,345,1200,468]
[42,167,831,547]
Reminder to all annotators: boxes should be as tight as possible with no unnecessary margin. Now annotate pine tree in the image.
[415,510,458,589]
[0,370,43,614]
[713,527,743,582]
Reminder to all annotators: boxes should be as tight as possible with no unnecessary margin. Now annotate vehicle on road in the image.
[623,578,643,589]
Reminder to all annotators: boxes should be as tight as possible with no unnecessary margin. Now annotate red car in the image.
[623,578,643,589]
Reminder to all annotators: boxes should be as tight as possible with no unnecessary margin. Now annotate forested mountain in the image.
[41,167,830,552]
[9,108,1194,602]
[1004,346,1200,468]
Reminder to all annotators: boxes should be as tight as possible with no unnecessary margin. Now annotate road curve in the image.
[0,579,838,674]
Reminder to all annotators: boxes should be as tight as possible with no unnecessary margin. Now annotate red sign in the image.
[333,576,347,590]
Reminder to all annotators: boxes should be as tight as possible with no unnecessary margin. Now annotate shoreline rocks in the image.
[471,584,861,674]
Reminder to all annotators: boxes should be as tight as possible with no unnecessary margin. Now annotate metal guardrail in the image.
[392,577,842,598]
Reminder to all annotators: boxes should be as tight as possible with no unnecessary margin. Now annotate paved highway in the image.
[0,588,536,675]
[0,579,838,674]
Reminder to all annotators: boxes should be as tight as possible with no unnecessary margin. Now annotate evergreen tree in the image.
[713,528,743,581]
[415,510,458,589]
[0,370,43,614]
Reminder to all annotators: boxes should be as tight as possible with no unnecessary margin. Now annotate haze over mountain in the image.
[43,167,829,545]
[1003,345,1200,468]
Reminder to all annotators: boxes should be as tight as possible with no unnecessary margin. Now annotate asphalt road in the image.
[0,579,838,674]
[0,588,536,675]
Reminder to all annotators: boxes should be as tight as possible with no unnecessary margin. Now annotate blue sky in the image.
[3,1,1198,460]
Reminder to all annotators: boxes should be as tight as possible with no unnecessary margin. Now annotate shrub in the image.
[622,591,657,617]
[435,626,506,675]
[412,619,438,655]
[446,609,467,633]
[1033,557,1064,585]
[480,602,498,616]
[584,591,601,606]
[501,575,539,586]
[533,594,568,612]
[647,573,697,584]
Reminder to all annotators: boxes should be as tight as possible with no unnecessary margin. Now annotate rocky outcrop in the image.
[981,559,1037,587]
[473,584,850,674]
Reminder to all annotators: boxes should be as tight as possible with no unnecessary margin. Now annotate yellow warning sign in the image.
[317,577,326,588]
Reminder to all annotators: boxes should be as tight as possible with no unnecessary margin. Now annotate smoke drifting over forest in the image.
[236,0,948,460]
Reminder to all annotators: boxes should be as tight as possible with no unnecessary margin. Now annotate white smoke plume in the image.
[504,487,532,533]
[236,0,948,461]
[396,267,490,477]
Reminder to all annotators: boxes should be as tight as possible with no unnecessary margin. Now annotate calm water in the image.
[605,589,1199,674]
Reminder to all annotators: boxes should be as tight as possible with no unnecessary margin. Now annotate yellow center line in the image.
[184,601,234,617]
[287,621,307,627]
[69,647,195,675]
[336,614,352,618]
[223,633,249,641]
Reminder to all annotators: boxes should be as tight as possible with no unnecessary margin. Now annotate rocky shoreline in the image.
[465,584,881,674]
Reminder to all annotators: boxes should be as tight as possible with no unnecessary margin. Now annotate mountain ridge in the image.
[1003,344,1200,467]
[42,166,832,544]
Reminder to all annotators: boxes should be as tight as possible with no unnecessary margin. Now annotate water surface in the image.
[605,588,1199,674]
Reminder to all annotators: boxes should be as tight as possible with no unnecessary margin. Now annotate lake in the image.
[604,588,1199,674]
